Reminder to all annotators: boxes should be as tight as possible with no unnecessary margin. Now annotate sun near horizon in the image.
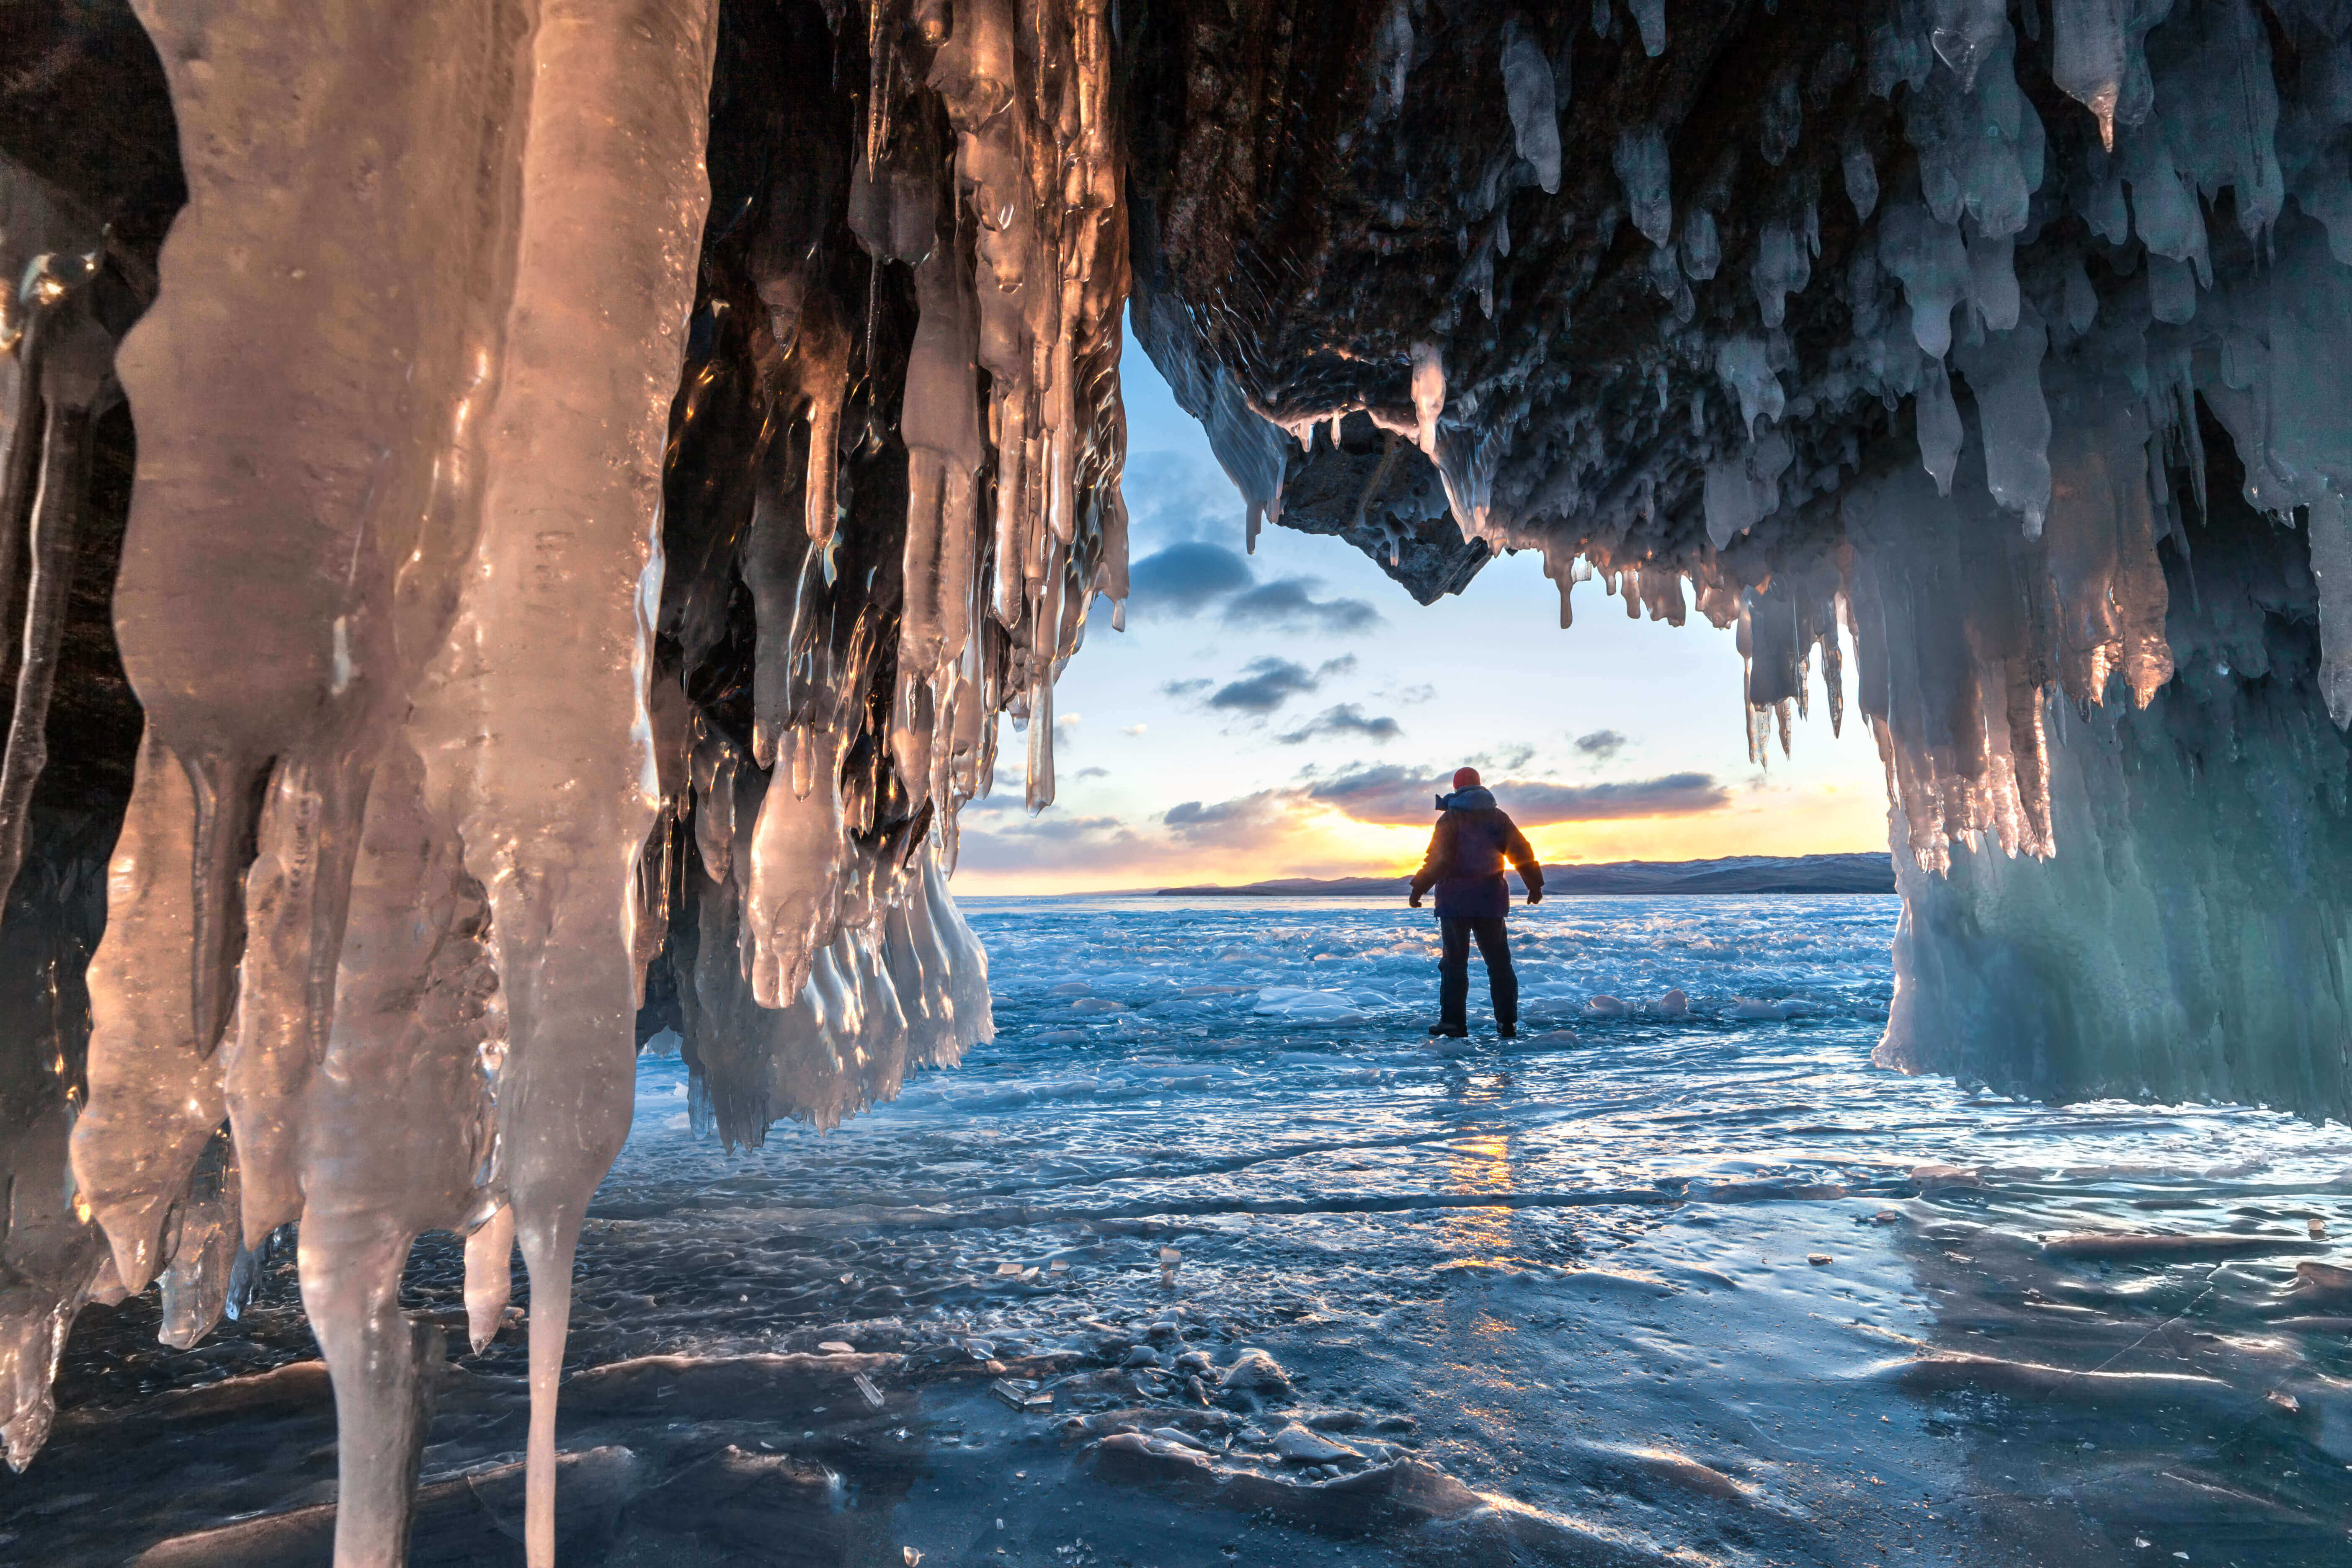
[951,776,1890,896]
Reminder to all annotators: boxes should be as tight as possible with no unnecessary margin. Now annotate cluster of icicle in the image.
[0,3,1128,1566]
[1651,0,2348,878]
[671,0,1127,1152]
[1234,0,2352,882]
[0,150,129,1483]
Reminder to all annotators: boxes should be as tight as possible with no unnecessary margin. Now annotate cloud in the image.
[1278,704,1403,744]
[1306,765,1730,827]
[1122,723,1147,736]
[1503,774,1730,823]
[1162,677,1212,698]
[1206,657,1321,714]
[1221,576,1382,635]
[1126,539,1255,616]
[1380,682,1437,705]
[1108,469,1380,634]
[955,810,1143,872]
[1316,655,1358,679]
[1302,764,1436,825]
[1574,729,1627,761]
[1472,743,1538,774]
[1161,791,1295,852]
[1073,766,1109,779]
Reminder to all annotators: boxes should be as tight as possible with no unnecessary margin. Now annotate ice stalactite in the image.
[0,0,1129,1556]
[1117,0,2352,1119]
[54,2,722,1559]
[1878,476,2352,1118]
[0,150,147,1473]
[16,0,2352,1552]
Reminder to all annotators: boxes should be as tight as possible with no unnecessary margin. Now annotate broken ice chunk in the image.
[1730,997,1813,1020]
[1216,1347,1293,1400]
[991,1378,1052,1413]
[1271,1424,1361,1464]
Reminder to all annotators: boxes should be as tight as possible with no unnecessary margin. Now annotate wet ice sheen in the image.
[14,894,2352,1563]
[601,894,2352,1559]
[620,894,2342,1222]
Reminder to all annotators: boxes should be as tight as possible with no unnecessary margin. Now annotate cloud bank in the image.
[1122,536,1380,636]
[1279,704,1403,744]
[1305,765,1730,826]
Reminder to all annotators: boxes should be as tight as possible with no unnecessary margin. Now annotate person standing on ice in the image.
[1409,766,1544,1039]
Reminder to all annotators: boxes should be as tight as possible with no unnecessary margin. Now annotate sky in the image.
[949,319,1893,894]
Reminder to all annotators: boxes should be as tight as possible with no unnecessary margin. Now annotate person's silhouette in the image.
[1409,766,1543,1038]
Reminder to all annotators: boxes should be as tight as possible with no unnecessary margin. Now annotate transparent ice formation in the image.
[1137,0,2352,1130]
[12,0,2352,1558]
[0,0,1122,1560]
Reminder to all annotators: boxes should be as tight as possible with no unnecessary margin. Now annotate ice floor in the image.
[12,895,2352,1565]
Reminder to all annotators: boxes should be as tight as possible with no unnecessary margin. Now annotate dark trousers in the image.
[1438,916,1516,1031]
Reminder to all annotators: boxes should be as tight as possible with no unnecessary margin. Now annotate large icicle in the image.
[59,3,721,1562]
[407,7,720,1562]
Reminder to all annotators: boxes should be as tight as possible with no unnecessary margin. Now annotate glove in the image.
[1527,888,1544,905]
[1408,893,1423,908]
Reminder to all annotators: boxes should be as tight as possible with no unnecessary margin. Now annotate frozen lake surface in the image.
[15,895,2352,1566]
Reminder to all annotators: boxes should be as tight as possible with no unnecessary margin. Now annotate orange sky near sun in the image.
[952,776,1892,895]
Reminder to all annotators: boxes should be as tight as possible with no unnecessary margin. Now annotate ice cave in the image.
[2,0,2351,1563]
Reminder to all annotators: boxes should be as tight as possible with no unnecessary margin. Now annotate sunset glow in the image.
[947,320,1895,897]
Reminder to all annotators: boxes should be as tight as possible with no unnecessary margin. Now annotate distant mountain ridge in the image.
[1158,852,1895,897]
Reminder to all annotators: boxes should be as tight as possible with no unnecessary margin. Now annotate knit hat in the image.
[1452,766,1481,789]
